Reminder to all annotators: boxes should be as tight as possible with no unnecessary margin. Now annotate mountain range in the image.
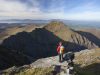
[0,21,100,70]
[0,19,100,29]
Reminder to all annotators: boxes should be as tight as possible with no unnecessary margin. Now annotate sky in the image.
[0,0,100,21]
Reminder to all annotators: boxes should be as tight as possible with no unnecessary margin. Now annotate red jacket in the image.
[57,45,61,53]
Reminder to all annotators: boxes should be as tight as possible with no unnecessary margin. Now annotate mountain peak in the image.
[44,21,69,32]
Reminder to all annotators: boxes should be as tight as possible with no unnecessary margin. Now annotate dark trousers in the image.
[59,53,63,62]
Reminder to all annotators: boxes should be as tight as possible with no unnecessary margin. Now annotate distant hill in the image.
[0,19,100,29]
[0,19,50,24]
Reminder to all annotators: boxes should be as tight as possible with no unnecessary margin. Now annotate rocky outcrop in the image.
[1,48,100,75]
[74,48,100,67]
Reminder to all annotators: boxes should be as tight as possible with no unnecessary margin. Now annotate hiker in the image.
[57,42,65,62]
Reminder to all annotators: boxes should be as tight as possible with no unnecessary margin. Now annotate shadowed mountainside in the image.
[74,30,100,47]
[1,28,86,58]
[0,21,100,70]
[0,45,31,70]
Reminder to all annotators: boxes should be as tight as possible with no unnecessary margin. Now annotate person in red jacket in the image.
[57,42,64,62]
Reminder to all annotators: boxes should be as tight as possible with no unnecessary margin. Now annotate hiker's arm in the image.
[57,46,60,53]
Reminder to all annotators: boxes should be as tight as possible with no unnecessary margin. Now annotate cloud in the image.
[66,11,100,21]
[65,1,100,21]
[69,1,99,12]
[0,0,66,20]
[0,11,65,20]
[0,0,100,21]
[0,0,27,12]
[0,0,42,19]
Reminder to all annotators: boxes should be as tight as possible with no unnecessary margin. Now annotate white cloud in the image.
[0,0,27,12]
[64,1,100,21]
[0,11,65,20]
[0,0,100,21]
[65,11,100,21]
[47,0,65,13]
[0,0,41,19]
[0,0,66,20]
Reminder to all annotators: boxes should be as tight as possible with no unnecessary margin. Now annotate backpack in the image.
[60,46,64,53]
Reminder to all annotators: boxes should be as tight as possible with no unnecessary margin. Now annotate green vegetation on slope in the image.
[74,48,100,75]
[75,63,100,75]
[2,67,53,75]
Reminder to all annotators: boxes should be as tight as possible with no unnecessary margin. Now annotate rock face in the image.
[74,48,100,66]
[0,21,100,70]
[31,48,100,75]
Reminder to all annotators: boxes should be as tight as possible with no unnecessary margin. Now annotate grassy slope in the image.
[0,25,37,40]
[74,48,100,75]
[2,67,53,75]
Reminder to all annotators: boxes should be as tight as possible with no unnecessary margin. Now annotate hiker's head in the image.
[59,42,62,46]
